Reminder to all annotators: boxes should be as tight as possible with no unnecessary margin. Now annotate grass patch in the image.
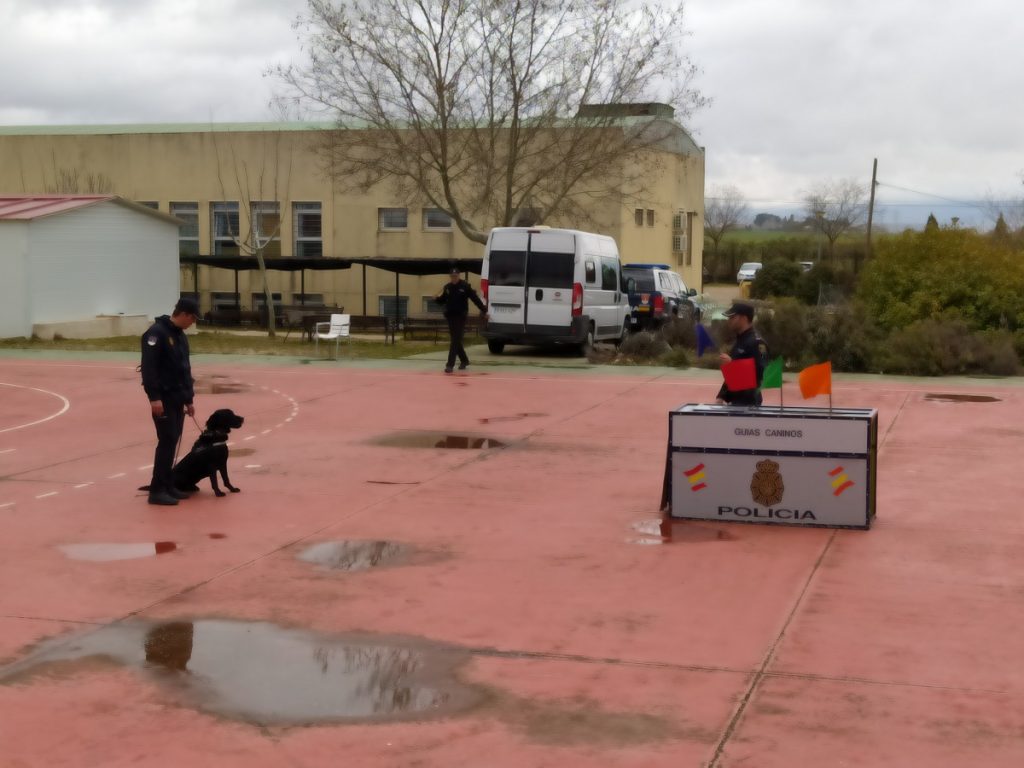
[0,330,444,359]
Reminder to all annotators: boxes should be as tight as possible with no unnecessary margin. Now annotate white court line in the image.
[36,491,58,499]
[74,482,93,489]
[261,429,271,435]
[244,436,256,441]
[245,464,261,469]
[138,464,153,471]
[276,424,284,429]
[0,383,71,434]
[285,417,293,423]
[108,472,126,479]
[0,502,13,509]
[0,448,15,455]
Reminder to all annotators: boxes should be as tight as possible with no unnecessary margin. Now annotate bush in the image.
[753,297,811,367]
[858,229,1024,332]
[872,314,1020,376]
[657,348,691,368]
[806,303,882,373]
[750,259,803,299]
[618,331,671,361]
[797,262,858,306]
[659,316,697,349]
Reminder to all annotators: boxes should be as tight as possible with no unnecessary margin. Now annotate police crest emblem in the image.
[750,459,784,506]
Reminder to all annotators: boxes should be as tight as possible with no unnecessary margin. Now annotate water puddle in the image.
[370,432,507,450]
[208,533,228,540]
[478,412,547,425]
[924,393,1000,403]
[0,620,482,726]
[298,540,411,571]
[229,447,256,457]
[58,542,178,561]
[628,518,735,545]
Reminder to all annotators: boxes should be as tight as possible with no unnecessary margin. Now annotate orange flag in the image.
[798,362,832,399]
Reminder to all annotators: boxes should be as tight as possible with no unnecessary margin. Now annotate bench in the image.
[402,315,483,343]
[350,314,397,343]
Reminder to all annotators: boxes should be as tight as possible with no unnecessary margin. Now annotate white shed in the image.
[0,195,181,339]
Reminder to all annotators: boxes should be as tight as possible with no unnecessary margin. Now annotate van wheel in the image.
[578,326,595,356]
[487,340,505,354]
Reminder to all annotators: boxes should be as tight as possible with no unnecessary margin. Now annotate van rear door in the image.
[524,230,575,331]
[485,230,528,329]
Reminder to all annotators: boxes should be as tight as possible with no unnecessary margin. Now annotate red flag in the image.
[798,362,832,399]
[721,357,756,391]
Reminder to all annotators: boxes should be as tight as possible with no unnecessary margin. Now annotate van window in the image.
[585,260,597,284]
[622,267,656,291]
[488,250,526,286]
[527,251,574,288]
[600,257,618,291]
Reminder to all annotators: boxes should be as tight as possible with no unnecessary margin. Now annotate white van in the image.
[481,227,631,354]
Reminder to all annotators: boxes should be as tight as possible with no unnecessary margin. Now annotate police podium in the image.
[667,404,877,529]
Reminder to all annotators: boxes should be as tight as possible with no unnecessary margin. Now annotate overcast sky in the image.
[1,0,1021,228]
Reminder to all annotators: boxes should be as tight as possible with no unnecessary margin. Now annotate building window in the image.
[672,235,684,253]
[378,295,409,321]
[423,208,452,230]
[672,211,683,230]
[646,209,655,227]
[293,202,323,258]
[422,296,444,314]
[378,207,408,231]
[251,292,283,309]
[293,293,324,306]
[170,202,199,257]
[137,201,159,210]
[634,208,643,226]
[212,202,240,257]
[251,202,281,258]
[211,291,241,310]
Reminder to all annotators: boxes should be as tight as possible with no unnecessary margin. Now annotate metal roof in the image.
[0,195,181,224]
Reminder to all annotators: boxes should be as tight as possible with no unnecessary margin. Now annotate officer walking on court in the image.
[435,266,489,374]
[715,300,768,406]
[140,297,198,506]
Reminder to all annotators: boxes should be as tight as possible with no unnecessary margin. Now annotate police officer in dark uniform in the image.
[435,267,489,373]
[141,297,198,506]
[716,300,768,406]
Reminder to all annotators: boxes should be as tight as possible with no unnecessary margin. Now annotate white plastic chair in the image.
[314,313,351,358]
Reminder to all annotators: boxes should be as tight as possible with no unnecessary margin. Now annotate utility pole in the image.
[865,158,877,262]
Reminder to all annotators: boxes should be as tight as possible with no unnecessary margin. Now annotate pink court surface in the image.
[0,353,1022,767]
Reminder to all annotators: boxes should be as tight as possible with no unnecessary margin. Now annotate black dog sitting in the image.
[170,408,245,497]
[139,409,244,497]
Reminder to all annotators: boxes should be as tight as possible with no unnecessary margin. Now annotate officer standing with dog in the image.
[435,266,489,374]
[141,297,198,506]
[715,300,768,406]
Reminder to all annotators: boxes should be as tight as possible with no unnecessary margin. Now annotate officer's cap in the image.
[174,297,200,316]
[724,301,755,320]
[448,265,461,275]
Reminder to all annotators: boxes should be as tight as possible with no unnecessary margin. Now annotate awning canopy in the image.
[181,255,482,276]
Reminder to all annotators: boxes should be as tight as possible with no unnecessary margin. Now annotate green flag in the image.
[761,356,783,389]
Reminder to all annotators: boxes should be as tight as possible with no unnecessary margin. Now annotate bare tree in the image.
[211,129,295,337]
[802,178,867,258]
[277,0,707,244]
[44,153,115,194]
[704,184,748,276]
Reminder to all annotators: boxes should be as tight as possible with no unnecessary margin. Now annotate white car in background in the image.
[736,262,762,283]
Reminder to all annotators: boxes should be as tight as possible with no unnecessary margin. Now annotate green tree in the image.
[993,212,1010,242]
[279,0,707,244]
[750,259,801,299]
[858,229,1024,332]
[925,212,939,232]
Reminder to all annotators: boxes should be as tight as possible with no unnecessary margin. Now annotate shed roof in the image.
[0,195,181,224]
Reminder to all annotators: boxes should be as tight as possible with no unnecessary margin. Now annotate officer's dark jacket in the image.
[141,315,194,404]
[717,326,768,405]
[435,279,486,318]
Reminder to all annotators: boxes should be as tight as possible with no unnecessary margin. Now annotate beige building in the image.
[0,109,705,318]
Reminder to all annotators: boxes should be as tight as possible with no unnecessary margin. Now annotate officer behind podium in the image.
[715,300,768,406]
